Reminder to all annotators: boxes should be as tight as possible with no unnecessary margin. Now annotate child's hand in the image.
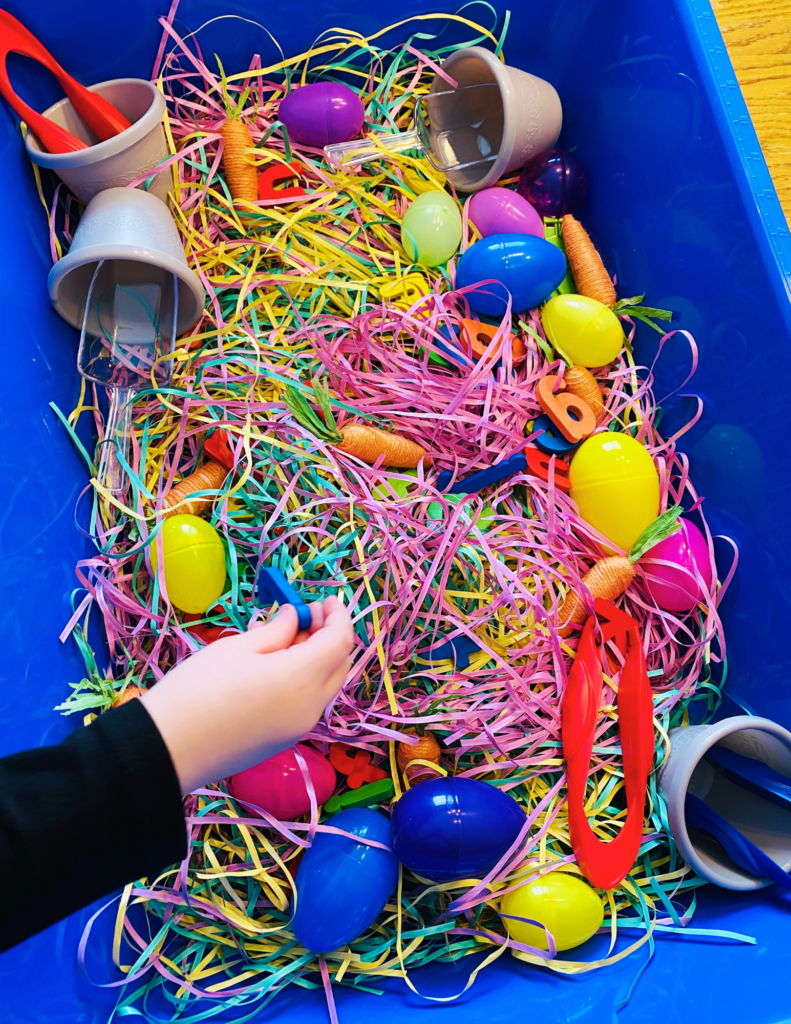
[141,597,354,795]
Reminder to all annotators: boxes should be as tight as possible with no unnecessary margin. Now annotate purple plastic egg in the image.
[516,148,588,218]
[641,519,713,612]
[279,82,365,148]
[468,187,543,238]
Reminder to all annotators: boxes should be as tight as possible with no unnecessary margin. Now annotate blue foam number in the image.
[420,633,482,670]
[392,777,526,882]
[437,452,527,495]
[256,567,312,631]
[532,413,581,456]
[291,808,398,952]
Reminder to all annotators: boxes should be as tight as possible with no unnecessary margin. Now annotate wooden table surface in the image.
[713,0,791,220]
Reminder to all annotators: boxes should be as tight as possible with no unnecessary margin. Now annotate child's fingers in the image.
[228,605,300,654]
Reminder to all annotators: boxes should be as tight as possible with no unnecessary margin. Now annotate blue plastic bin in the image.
[1,0,791,1020]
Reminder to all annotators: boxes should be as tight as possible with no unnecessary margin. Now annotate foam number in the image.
[460,317,526,363]
[380,274,429,309]
[536,373,596,443]
[257,160,306,202]
[329,744,388,790]
[524,446,571,492]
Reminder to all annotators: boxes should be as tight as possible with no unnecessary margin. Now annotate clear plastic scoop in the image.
[324,82,503,175]
[78,259,178,493]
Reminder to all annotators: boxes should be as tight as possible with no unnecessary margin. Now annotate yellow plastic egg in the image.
[150,514,227,614]
[542,294,624,367]
[499,871,603,952]
[569,432,659,552]
[401,190,462,267]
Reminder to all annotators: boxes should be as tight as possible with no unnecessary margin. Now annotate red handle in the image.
[562,599,654,890]
[0,10,130,153]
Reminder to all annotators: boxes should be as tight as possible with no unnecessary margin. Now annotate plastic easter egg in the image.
[229,744,336,820]
[500,871,603,951]
[541,294,624,367]
[456,233,567,316]
[401,190,462,267]
[468,187,543,238]
[569,433,659,553]
[642,519,713,612]
[391,777,525,882]
[279,82,365,148]
[150,514,226,614]
[291,809,398,952]
[516,148,588,218]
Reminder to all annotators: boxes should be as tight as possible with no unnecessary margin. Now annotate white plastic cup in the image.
[25,79,170,204]
[47,187,204,334]
[437,46,562,193]
[658,716,791,890]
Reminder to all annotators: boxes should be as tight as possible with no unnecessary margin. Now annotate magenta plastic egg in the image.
[641,519,713,612]
[229,744,336,820]
[468,187,543,238]
[279,82,365,148]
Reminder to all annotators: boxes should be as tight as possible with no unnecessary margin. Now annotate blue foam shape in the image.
[437,453,527,495]
[257,567,313,631]
[421,634,481,670]
[532,413,581,456]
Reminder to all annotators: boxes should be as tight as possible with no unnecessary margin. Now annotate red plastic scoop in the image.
[0,10,131,153]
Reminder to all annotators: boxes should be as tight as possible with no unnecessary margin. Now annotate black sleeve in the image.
[0,698,187,953]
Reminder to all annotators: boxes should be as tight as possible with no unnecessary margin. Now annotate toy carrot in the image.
[286,382,431,468]
[558,506,683,635]
[562,365,604,419]
[163,460,228,517]
[562,214,617,308]
[397,728,441,781]
[219,118,258,204]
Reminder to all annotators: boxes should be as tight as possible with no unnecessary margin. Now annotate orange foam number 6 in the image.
[536,374,596,443]
[460,318,526,363]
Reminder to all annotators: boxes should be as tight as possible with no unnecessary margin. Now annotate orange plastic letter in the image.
[536,374,596,443]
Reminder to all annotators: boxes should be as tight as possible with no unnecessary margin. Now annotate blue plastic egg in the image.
[291,808,398,952]
[391,777,526,882]
[456,233,567,316]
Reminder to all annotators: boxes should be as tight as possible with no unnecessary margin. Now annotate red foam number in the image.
[257,161,306,202]
[562,599,654,890]
[328,744,388,790]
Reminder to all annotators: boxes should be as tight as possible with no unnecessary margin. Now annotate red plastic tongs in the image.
[0,10,130,153]
[562,598,655,890]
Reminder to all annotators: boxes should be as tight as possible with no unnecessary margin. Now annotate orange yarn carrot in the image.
[397,729,441,781]
[562,214,617,308]
[286,383,431,468]
[558,507,684,635]
[563,365,604,419]
[219,118,258,204]
[163,460,228,517]
[335,423,429,467]
[559,557,634,635]
[112,684,141,707]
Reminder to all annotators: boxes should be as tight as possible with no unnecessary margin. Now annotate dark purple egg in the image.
[516,148,588,218]
[279,82,365,148]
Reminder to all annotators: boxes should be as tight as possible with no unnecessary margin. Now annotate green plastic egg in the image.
[499,871,603,952]
[569,432,659,552]
[401,190,462,267]
[542,294,624,367]
[150,514,227,614]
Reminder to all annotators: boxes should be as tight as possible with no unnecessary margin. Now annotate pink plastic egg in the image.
[229,744,336,820]
[641,519,713,612]
[468,187,543,238]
